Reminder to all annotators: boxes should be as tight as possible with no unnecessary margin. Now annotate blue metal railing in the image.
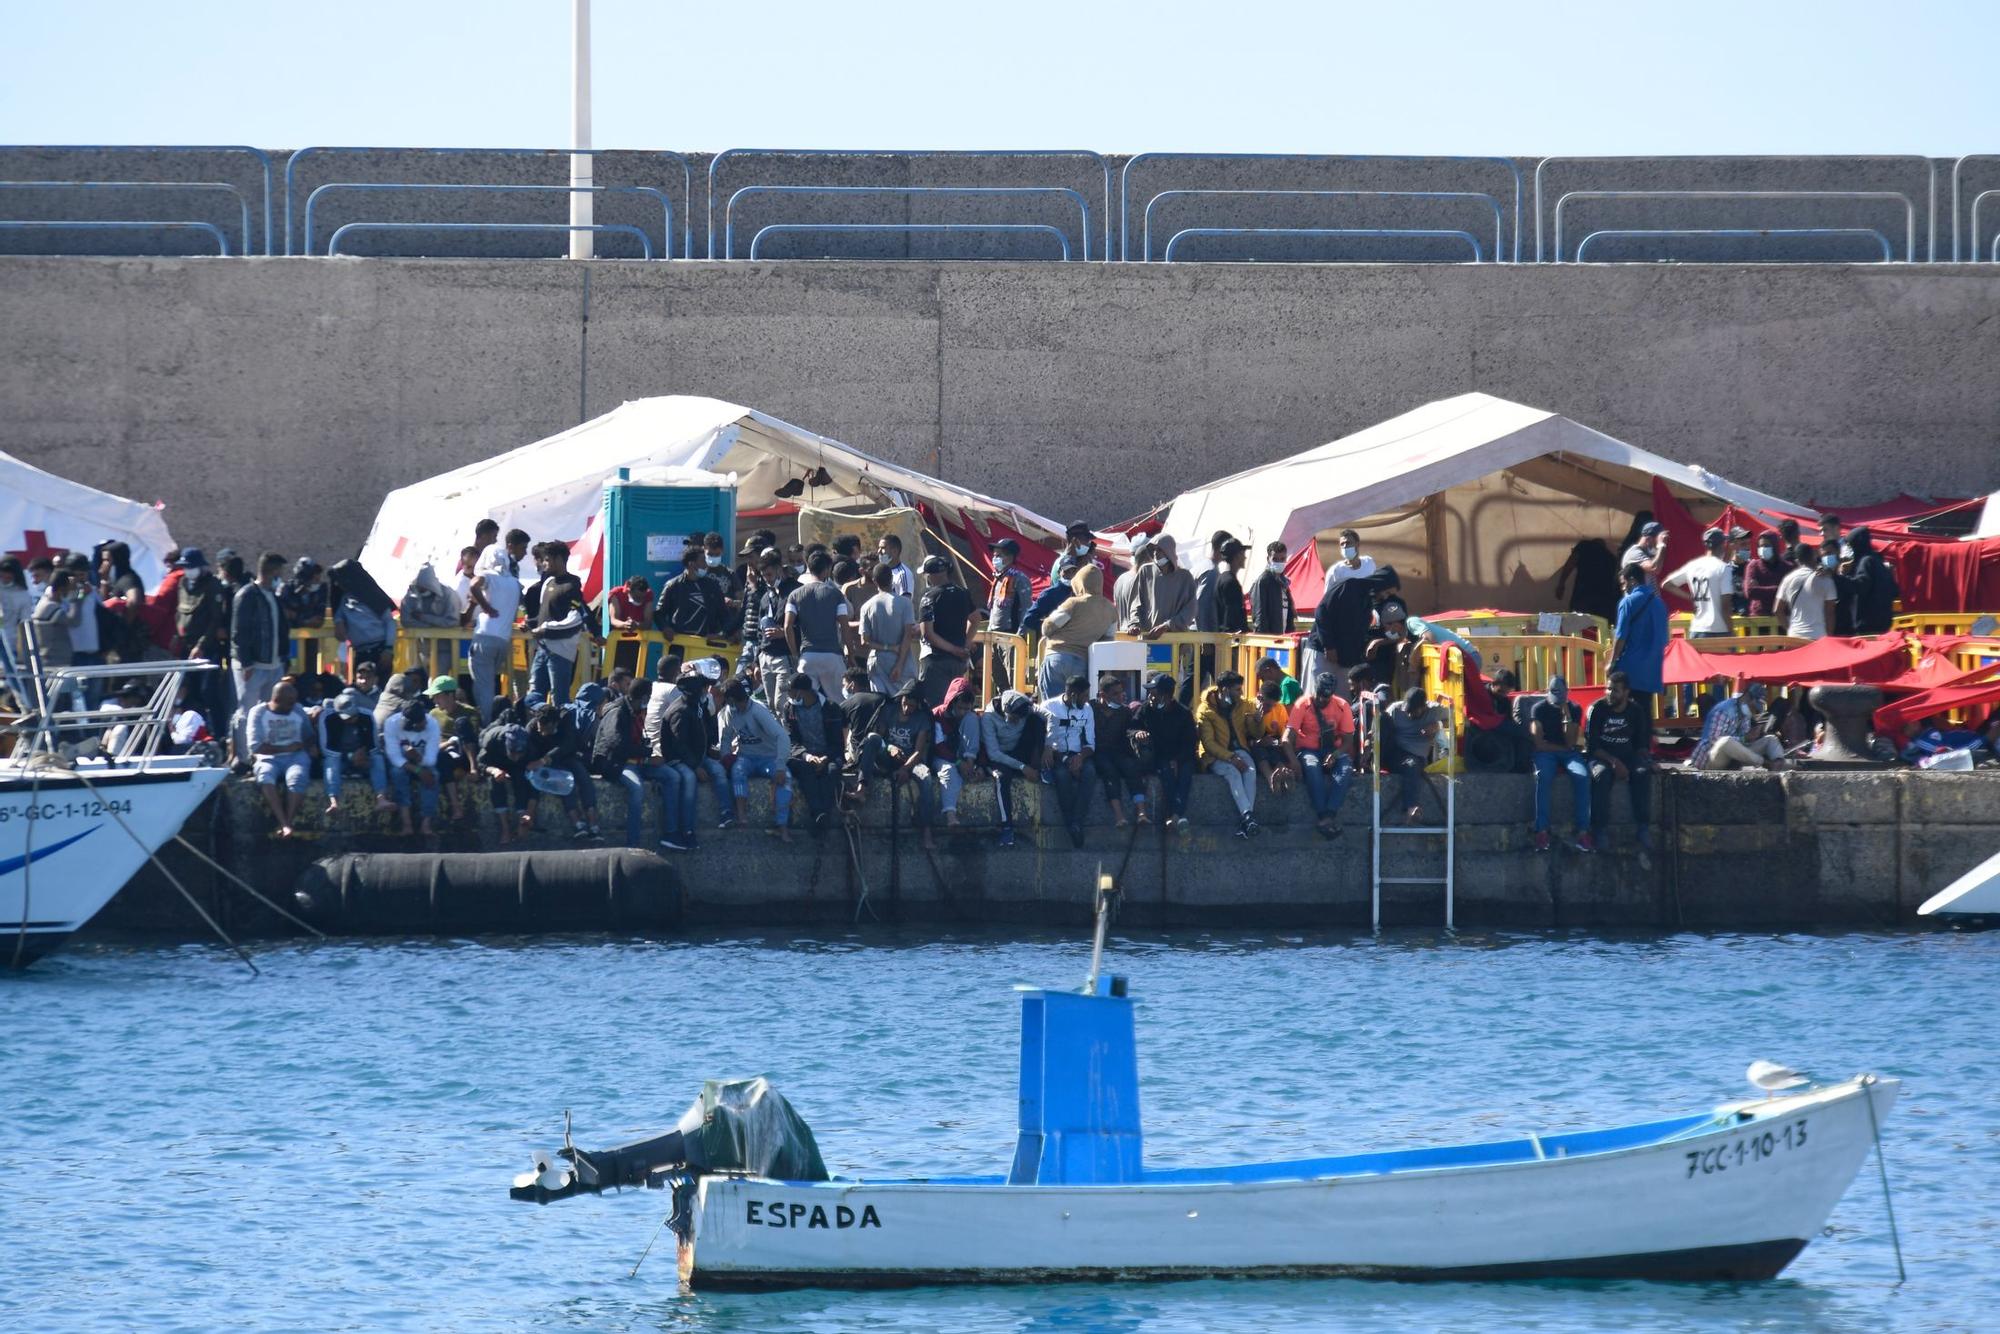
[1949,156,2000,261]
[0,145,272,253]
[1551,190,1918,263]
[303,183,674,257]
[1574,227,1894,263]
[1121,154,1525,262]
[1160,227,1482,263]
[0,220,229,255]
[284,147,691,257]
[722,185,1092,260]
[1138,189,1503,262]
[747,223,1071,261]
[0,181,252,255]
[1535,156,1937,263]
[325,222,653,259]
[707,149,1113,260]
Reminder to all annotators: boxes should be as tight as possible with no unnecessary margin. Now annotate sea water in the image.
[4,928,1994,1332]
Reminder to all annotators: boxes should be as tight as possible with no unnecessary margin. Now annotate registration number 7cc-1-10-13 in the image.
[1685,1119,1808,1178]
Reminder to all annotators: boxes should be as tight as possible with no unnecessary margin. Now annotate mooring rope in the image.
[1862,1073,1907,1283]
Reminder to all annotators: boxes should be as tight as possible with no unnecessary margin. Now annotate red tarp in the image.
[1657,632,1915,688]
[1285,544,1327,611]
[1875,672,2000,732]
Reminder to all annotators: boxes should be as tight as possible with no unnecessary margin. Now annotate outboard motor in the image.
[510,1077,826,1204]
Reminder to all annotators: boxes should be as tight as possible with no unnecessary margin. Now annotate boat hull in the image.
[1918,847,2000,916]
[1,761,227,966]
[685,1078,1895,1290]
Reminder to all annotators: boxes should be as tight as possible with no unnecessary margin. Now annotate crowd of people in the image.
[2,503,1991,853]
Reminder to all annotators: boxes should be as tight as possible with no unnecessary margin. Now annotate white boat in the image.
[2,655,228,967]
[1917,847,2000,916]
[513,879,1902,1290]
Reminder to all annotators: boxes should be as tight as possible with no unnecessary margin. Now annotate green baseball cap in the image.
[424,674,459,696]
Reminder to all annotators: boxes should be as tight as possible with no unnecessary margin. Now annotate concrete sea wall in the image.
[94,768,2000,942]
[3,257,1998,561]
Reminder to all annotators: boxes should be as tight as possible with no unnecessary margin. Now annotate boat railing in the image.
[3,628,219,768]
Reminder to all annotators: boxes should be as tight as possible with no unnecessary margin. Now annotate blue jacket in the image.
[1612,584,1669,694]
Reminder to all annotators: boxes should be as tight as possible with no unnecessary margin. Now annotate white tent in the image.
[0,448,177,587]
[358,396,1068,596]
[1158,393,1805,611]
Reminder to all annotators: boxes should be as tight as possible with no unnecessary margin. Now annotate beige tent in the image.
[1157,393,1803,610]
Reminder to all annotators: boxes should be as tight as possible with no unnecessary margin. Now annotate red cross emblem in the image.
[5,529,65,566]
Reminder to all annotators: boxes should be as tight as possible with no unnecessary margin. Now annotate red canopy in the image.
[1658,633,1914,688]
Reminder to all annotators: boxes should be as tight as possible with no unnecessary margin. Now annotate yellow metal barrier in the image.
[1429,611,1612,642]
[974,630,1035,705]
[1893,612,2000,638]
[286,628,344,675]
[1668,613,1783,639]
[396,628,490,688]
[1232,633,1306,685]
[599,631,742,682]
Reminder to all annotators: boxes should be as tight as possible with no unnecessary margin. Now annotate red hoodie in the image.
[931,675,975,758]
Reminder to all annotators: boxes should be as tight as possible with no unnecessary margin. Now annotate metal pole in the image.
[568,0,593,260]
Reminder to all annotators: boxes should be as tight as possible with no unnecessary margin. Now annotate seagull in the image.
[1747,1060,1810,1095]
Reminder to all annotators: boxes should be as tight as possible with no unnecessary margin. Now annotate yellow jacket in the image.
[1195,686,1264,766]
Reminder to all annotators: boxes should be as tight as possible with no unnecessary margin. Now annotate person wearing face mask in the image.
[1742,531,1793,619]
[1610,563,1668,710]
[1194,530,1235,633]
[979,537,1033,689]
[1112,533,1153,637]
[1195,669,1264,839]
[1054,522,1101,586]
[1841,526,1900,635]
[874,533,915,600]
[1136,536,1196,639]
[1774,546,1840,641]
[1323,529,1375,593]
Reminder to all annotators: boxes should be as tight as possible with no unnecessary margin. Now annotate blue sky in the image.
[6,1,1997,154]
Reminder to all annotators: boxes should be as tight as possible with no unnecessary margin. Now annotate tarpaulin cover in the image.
[1157,394,1803,610]
[1659,633,1915,687]
[359,396,1068,600]
[1875,671,2000,732]
[675,1077,827,1183]
[0,447,178,588]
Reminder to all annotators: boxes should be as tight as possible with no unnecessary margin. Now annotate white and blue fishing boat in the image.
[513,878,1902,1290]
[2,655,228,967]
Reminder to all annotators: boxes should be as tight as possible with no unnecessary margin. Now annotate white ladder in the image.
[1368,699,1457,932]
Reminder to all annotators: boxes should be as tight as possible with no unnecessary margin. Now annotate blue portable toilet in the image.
[599,465,737,633]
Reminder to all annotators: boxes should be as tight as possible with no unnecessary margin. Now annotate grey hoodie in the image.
[980,690,1043,771]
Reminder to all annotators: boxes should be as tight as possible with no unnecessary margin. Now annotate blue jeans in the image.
[616,763,674,846]
[390,763,439,820]
[661,762,699,840]
[731,754,792,827]
[529,645,575,705]
[1037,649,1087,701]
[692,755,728,827]
[1299,750,1353,817]
[1533,750,1592,833]
[1152,761,1195,819]
[468,636,509,723]
[323,749,388,795]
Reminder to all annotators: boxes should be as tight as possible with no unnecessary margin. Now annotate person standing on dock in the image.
[229,551,290,766]
[465,529,527,724]
[1250,541,1294,635]
[1610,563,1668,714]
[915,555,973,708]
[1663,528,1735,640]
[1136,537,1196,639]
[1112,533,1153,637]
[786,550,853,704]
[1322,529,1375,593]
[525,540,586,705]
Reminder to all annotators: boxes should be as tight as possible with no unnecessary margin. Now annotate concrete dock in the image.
[90,767,2000,942]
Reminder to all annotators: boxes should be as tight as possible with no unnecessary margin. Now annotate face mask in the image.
[1155,556,1172,571]
[1758,545,1777,560]
[992,557,1009,573]
[1822,554,1839,570]
[1072,542,1090,557]
[1341,545,1359,560]
[1219,692,1237,707]
[707,554,725,567]
[793,564,806,576]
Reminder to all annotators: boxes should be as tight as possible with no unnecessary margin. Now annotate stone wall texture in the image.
[3,256,1998,564]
